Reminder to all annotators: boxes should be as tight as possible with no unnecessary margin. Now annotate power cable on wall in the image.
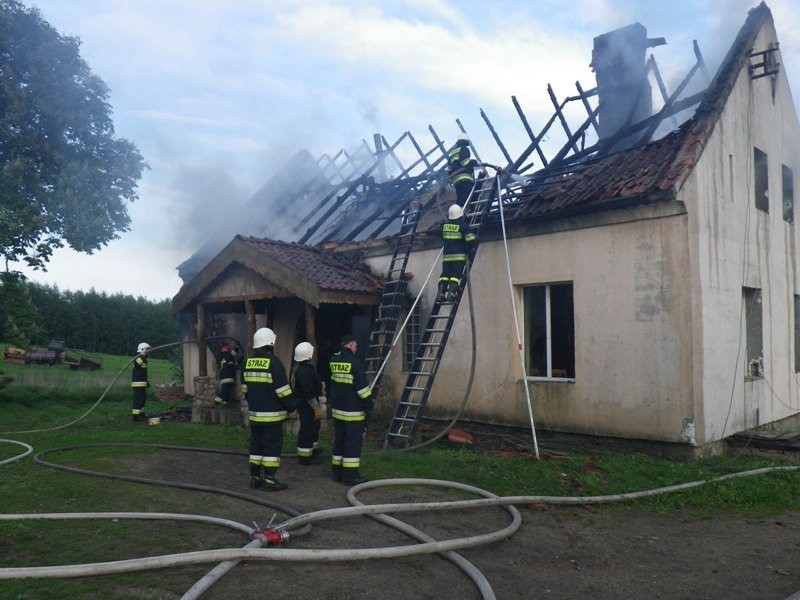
[721,88,754,440]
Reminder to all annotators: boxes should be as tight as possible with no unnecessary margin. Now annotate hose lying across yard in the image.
[1,439,799,599]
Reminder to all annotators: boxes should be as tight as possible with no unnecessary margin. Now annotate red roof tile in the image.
[500,3,770,223]
[240,236,384,294]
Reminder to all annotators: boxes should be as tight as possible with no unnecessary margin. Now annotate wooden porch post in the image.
[245,297,256,352]
[305,302,317,350]
[196,303,207,376]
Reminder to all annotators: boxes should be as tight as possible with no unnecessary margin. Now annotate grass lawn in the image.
[1,350,799,598]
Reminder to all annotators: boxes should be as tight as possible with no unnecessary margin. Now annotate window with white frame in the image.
[523,283,575,379]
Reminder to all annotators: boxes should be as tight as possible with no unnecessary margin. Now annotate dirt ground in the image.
[126,436,800,600]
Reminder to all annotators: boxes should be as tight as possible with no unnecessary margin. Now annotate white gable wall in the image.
[367,202,697,444]
[366,18,800,449]
[687,18,800,445]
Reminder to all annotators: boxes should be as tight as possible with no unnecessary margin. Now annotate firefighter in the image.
[213,343,240,406]
[445,134,478,207]
[328,334,373,485]
[437,203,477,302]
[131,342,151,422]
[242,327,296,491]
[292,341,324,465]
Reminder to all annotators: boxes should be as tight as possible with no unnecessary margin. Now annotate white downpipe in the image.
[496,175,540,458]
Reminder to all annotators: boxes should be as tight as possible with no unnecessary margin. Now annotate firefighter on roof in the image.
[445,134,478,206]
[328,334,372,486]
[437,203,476,302]
[242,327,296,492]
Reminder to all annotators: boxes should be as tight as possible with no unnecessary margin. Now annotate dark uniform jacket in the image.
[241,348,295,424]
[328,347,373,422]
[442,217,476,263]
[217,349,239,384]
[446,144,477,186]
[131,355,148,388]
[293,361,322,404]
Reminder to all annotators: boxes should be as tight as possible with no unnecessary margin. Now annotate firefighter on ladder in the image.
[437,203,477,302]
[445,133,478,206]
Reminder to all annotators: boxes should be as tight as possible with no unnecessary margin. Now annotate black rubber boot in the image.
[436,280,448,302]
[262,469,288,491]
[331,465,343,481]
[262,476,288,491]
[298,454,323,465]
[341,470,368,486]
[447,281,460,301]
[249,464,263,489]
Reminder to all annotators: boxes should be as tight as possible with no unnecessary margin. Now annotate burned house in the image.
[173,3,800,453]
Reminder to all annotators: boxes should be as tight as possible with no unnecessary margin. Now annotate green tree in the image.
[0,270,42,345]
[26,282,179,356]
[0,0,146,270]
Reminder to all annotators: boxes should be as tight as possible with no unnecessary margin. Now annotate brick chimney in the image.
[591,23,666,150]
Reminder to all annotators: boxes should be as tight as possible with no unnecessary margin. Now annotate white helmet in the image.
[137,342,151,354]
[294,341,314,362]
[253,327,276,349]
[448,204,464,219]
[457,133,470,144]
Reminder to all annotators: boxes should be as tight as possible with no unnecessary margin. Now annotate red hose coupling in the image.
[251,527,289,545]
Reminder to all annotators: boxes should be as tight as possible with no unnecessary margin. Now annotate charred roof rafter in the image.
[302,30,712,246]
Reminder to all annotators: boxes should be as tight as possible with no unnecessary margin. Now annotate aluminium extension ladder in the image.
[363,179,444,389]
[382,175,497,448]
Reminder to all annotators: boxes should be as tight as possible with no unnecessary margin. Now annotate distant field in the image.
[0,342,177,389]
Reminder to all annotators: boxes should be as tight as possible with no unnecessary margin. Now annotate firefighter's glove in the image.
[308,397,324,421]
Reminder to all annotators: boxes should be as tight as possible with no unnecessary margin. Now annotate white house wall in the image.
[367,208,697,444]
[686,19,800,445]
[362,15,800,449]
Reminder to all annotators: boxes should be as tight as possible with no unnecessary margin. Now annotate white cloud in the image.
[14,0,800,300]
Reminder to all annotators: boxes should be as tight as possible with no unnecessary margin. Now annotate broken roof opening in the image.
[178,9,736,285]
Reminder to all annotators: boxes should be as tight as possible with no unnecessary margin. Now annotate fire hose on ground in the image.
[1,199,799,597]
[0,464,799,599]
